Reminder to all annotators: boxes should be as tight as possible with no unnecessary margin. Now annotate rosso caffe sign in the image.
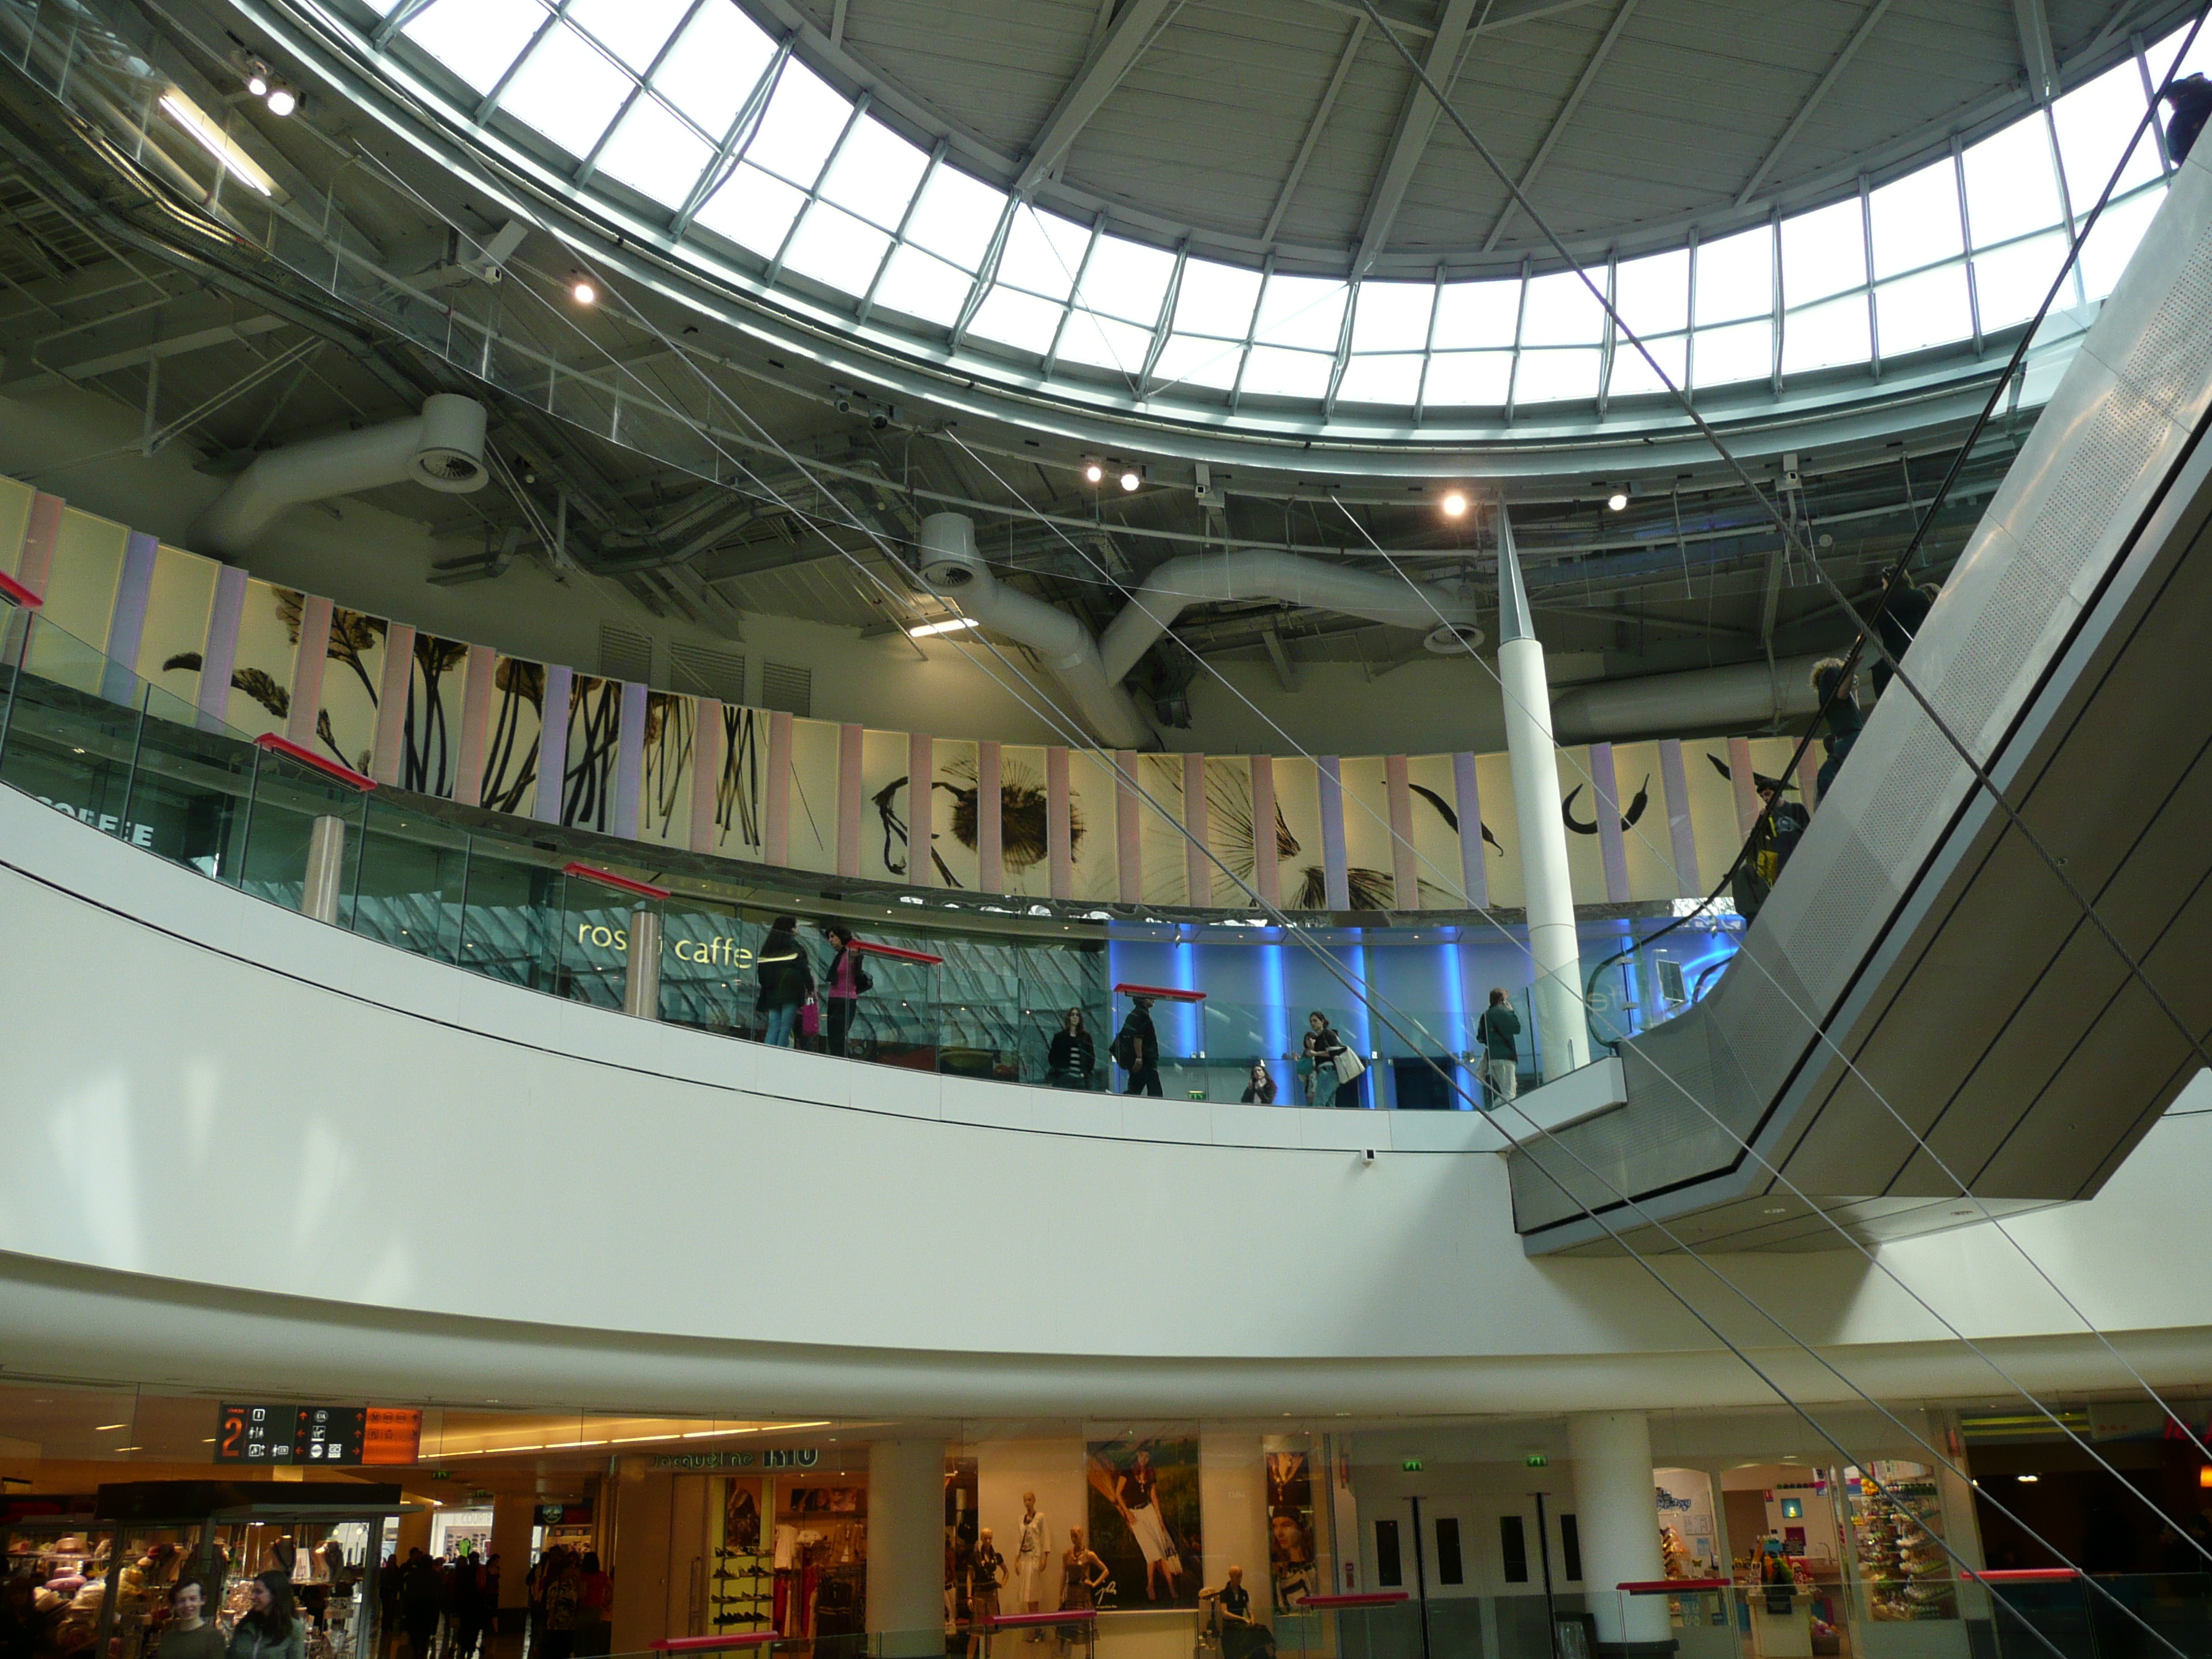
[573,920,754,970]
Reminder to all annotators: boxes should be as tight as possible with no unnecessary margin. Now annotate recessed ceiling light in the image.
[245,70,269,97]
[2018,1474,2039,1483]
[909,617,979,638]
[265,87,297,117]
[1082,461,1105,485]
[1439,490,1468,518]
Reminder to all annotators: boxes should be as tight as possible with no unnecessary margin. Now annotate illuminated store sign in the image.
[573,921,752,968]
[647,1447,821,1471]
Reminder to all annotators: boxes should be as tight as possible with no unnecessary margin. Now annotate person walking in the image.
[1732,780,1809,925]
[1870,577,1936,700]
[1046,1008,1095,1089]
[2164,71,2212,163]
[1475,990,1521,1109]
[399,1552,440,1659]
[754,915,814,1048]
[1114,997,1162,1097]
[1809,657,1864,799]
[820,925,873,1057]
[229,1574,305,1659]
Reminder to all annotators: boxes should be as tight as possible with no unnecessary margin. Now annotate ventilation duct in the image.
[1098,551,1484,685]
[1549,655,1825,745]
[193,394,488,554]
[916,513,1153,749]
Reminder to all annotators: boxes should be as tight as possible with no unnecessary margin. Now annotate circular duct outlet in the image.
[411,447,486,490]
[1424,621,1485,654]
[411,393,490,494]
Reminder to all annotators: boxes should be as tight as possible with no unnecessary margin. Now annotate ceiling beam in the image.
[1295,0,1604,40]
[2014,0,2061,103]
[1733,0,1894,208]
[1349,0,1482,279]
[1014,0,1186,196]
[1480,0,1638,252]
[1263,17,1369,245]
[0,308,287,392]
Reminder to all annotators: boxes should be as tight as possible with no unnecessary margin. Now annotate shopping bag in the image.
[1334,1048,1366,1084]
[799,998,820,1037]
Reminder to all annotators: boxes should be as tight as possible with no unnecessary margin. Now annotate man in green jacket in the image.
[1475,989,1522,1108]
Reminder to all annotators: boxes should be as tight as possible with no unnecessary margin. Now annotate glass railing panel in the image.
[555,880,646,1012]
[124,680,256,883]
[235,745,371,912]
[351,794,472,960]
[451,837,559,989]
[846,948,940,1073]
[659,894,760,1039]
[0,624,147,852]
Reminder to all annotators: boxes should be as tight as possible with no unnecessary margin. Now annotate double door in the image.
[1364,1493,1583,1659]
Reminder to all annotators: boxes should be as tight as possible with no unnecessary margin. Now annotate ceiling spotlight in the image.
[1439,490,1468,518]
[1119,468,1142,493]
[1606,490,1629,511]
[245,66,269,97]
[1082,460,1105,485]
[908,617,980,639]
[570,279,597,305]
[265,86,297,117]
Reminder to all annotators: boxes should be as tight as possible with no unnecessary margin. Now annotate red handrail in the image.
[1113,981,1206,1002]
[253,733,376,792]
[1295,1593,1408,1608]
[1620,1579,1730,1593]
[562,860,673,899]
[1978,1568,2079,1583]
[649,1635,780,1651]
[853,939,944,965]
[0,572,40,609]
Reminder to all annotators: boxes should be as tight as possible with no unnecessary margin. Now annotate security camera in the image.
[868,400,897,431]
[1362,1148,1376,1165]
[831,385,855,415]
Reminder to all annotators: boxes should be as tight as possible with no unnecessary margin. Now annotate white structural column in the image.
[868,1439,945,1656]
[1496,505,1586,1079]
[1567,1411,1671,1653]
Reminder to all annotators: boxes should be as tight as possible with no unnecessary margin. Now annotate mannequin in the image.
[1013,1493,1050,1637]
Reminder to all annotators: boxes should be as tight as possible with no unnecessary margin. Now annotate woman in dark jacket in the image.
[228,1574,303,1659]
[1239,1062,1277,1105]
[1810,657,1864,799]
[754,914,814,1047]
[1046,1008,1095,1089]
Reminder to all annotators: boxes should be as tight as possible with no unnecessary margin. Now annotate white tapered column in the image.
[1568,1412,1673,1653]
[1497,504,1586,1079]
[868,1439,944,1656]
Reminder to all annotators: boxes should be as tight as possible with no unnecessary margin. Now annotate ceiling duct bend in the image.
[916,513,1154,750]
[193,394,489,555]
[1098,552,1484,685]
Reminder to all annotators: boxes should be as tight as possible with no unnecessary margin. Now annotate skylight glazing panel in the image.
[567,0,688,74]
[819,114,929,232]
[1972,229,2067,329]
[1430,279,1520,349]
[876,244,972,326]
[2080,185,2164,299]
[904,166,1005,271]
[742,59,849,189]
[693,161,806,256]
[1074,236,1174,325]
[655,3,775,139]
[1780,198,1866,306]
[1253,275,1348,350]
[1334,354,1423,405]
[968,286,1064,354]
[1694,226,1773,326]
[1519,269,1604,346]
[2148,19,2212,84]
[1868,160,1963,281]
[782,202,891,296]
[1056,310,1154,374]
[2054,60,2159,210]
[997,208,1090,301]
[1514,348,1601,404]
[595,97,715,207]
[404,0,546,96]
[1422,350,1512,406]
[1174,260,1262,338]
[1963,119,2064,248]
[1606,333,1685,399]
[1874,263,1973,356]
[1780,292,1871,374]
[500,22,632,158]
[1349,282,1432,353]
[1240,346,1334,398]
[1692,319,1771,387]
[1151,334,1244,392]
[1614,248,1688,336]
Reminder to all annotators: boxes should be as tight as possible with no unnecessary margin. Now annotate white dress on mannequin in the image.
[1013,1509,1049,1606]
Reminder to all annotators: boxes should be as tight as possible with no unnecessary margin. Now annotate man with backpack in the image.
[1113,997,1162,1097]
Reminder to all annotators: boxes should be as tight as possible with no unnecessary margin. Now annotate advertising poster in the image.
[1085,1437,1201,1609]
[1265,1448,1320,1614]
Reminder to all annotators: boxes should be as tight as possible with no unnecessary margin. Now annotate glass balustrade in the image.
[0,606,1735,1107]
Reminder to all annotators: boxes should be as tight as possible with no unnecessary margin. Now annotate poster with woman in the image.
[1085,1438,1200,1609]
[1264,1449,1319,1614]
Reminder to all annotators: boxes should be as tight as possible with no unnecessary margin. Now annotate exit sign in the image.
[1526,1454,1548,1467]
[1402,1460,1424,1472]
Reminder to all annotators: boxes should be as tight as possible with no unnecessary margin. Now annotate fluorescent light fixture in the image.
[94,1424,127,1431]
[909,617,979,638]
[158,93,274,196]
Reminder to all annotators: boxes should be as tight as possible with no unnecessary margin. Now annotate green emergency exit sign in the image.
[1402,1460,1424,1472]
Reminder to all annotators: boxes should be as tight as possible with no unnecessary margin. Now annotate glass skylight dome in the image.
[351,0,2203,435]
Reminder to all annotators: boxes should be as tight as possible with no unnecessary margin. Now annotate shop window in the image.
[1375,1518,1403,1587]
[1560,1513,1582,1581]
[1500,1514,1529,1583]
[1434,1516,1464,1585]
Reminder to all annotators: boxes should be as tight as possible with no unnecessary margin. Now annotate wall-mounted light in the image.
[245,64,269,97]
[1439,490,1468,518]
[908,617,979,639]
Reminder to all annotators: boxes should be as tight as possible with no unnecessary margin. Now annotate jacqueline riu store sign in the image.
[648,1447,821,1471]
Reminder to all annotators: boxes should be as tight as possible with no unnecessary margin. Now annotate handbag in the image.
[1334,1048,1366,1084]
[1295,1054,1314,1079]
[799,997,820,1037]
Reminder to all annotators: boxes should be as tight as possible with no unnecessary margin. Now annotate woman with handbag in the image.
[1300,1012,1346,1108]
[822,925,873,1056]
[755,915,814,1048]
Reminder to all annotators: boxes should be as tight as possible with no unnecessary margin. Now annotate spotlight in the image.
[908,617,980,639]
[1082,460,1105,485]
[1439,490,1468,518]
[245,66,269,97]
[265,86,297,117]
[1606,490,1629,511]
[1119,468,1142,493]
[570,279,597,305]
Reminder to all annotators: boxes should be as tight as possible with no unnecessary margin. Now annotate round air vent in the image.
[411,393,489,495]
[413,449,485,488]
[1424,621,1484,654]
